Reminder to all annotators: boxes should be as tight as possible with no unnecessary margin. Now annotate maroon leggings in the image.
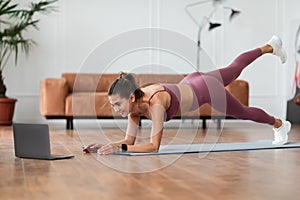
[180,48,275,125]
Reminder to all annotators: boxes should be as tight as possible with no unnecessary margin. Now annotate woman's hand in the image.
[82,143,103,153]
[97,143,121,155]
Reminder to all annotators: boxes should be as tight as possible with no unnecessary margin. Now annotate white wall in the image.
[3,0,300,123]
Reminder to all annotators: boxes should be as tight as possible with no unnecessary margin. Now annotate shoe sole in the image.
[278,48,287,64]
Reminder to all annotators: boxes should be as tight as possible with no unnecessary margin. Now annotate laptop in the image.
[13,123,74,160]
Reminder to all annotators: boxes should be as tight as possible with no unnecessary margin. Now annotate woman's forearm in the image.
[114,136,135,146]
[127,143,159,153]
[113,139,133,146]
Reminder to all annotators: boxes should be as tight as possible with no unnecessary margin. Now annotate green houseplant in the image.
[0,0,57,125]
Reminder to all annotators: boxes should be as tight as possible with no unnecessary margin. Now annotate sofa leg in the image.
[217,119,221,129]
[202,119,207,129]
[66,118,73,130]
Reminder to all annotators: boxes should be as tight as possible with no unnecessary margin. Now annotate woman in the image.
[83,35,291,154]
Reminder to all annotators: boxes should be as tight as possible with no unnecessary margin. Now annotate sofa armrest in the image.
[225,80,249,106]
[40,78,68,116]
[198,80,249,117]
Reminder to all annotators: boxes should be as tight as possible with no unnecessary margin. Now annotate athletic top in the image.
[147,84,180,122]
[147,90,165,104]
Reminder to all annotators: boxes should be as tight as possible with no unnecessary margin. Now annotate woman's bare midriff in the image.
[175,84,195,114]
[142,83,195,116]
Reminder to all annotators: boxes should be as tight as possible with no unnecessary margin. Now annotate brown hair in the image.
[108,72,144,99]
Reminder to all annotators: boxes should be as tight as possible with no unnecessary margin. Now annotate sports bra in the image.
[147,84,180,121]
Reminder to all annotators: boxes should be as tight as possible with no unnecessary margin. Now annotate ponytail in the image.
[108,72,144,99]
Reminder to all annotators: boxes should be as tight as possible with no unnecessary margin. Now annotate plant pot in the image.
[0,98,17,126]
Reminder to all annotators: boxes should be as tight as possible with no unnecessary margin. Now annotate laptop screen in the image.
[13,123,51,159]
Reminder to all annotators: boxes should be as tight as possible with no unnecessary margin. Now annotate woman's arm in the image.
[97,113,140,154]
[98,104,165,154]
[98,93,167,154]
[126,103,165,153]
[113,113,140,145]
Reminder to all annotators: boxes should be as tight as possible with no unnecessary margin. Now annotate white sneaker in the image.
[272,119,291,145]
[267,35,287,64]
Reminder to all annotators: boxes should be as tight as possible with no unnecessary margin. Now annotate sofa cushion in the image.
[65,92,121,117]
[62,73,119,93]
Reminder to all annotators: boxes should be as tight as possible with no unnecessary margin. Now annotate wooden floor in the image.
[1,121,300,200]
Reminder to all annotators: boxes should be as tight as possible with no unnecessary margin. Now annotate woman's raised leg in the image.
[204,36,286,86]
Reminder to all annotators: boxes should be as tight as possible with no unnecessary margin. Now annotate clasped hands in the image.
[82,143,121,155]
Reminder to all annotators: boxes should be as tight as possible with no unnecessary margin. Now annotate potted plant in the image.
[0,0,58,125]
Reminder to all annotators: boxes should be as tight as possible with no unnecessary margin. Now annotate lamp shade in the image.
[229,9,241,21]
[208,22,222,30]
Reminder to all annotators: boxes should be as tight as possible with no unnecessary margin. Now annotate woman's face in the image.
[108,94,133,117]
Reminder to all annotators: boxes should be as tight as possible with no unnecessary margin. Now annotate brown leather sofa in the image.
[40,73,249,129]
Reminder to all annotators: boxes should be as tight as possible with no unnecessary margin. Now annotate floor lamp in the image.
[185,0,241,71]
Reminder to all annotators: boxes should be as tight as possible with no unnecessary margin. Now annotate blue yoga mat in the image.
[116,140,300,156]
